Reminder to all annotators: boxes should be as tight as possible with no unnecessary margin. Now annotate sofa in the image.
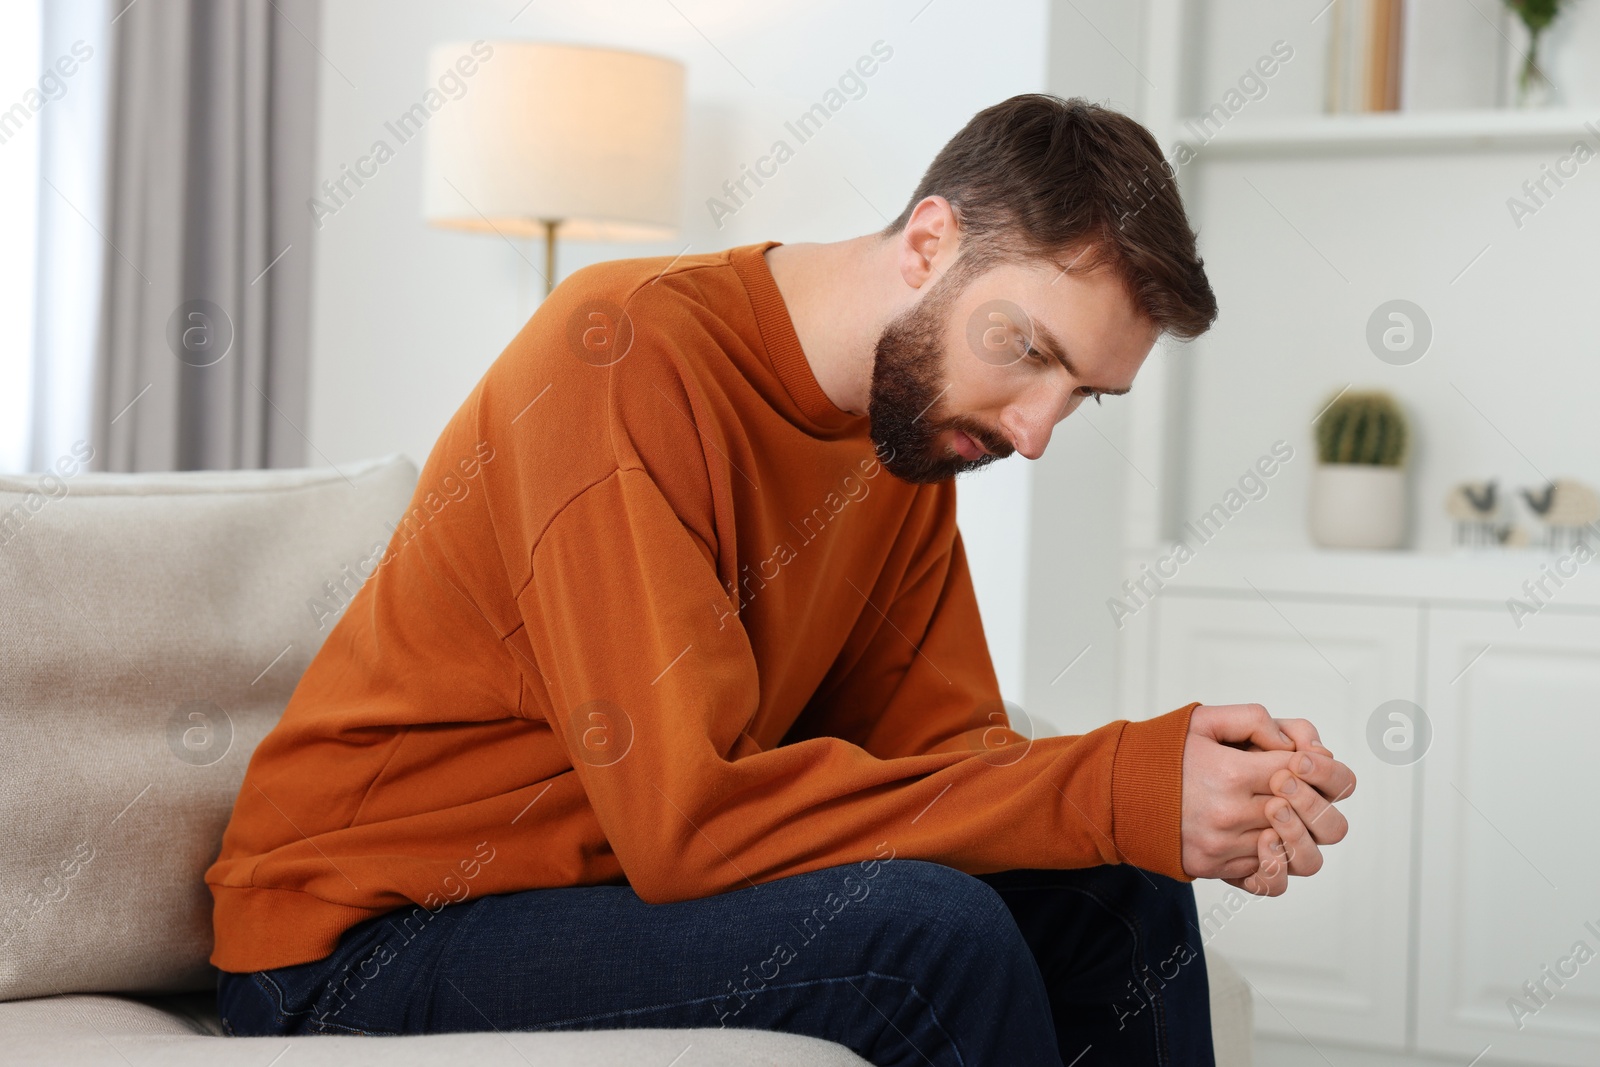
[0,454,1253,1065]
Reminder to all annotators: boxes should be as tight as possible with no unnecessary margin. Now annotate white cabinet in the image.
[1131,560,1600,1066]
[1416,607,1600,1067]
[1150,593,1418,1048]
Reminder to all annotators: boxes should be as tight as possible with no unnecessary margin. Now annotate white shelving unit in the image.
[1122,3,1600,1065]
[1126,0,1600,558]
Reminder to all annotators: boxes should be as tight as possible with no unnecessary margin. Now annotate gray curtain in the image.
[93,0,321,471]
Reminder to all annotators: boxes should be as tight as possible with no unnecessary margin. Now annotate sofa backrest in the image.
[0,454,417,1001]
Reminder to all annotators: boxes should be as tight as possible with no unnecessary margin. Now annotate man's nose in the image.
[1004,387,1080,460]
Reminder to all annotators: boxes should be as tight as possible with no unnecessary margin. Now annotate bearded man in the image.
[209,94,1354,1066]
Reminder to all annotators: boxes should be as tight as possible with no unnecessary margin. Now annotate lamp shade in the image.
[422,41,685,242]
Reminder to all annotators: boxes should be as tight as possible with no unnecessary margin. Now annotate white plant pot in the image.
[1309,463,1407,549]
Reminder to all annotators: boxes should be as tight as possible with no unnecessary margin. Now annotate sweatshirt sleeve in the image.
[787,482,1024,761]
[515,463,1197,904]
[788,482,1196,878]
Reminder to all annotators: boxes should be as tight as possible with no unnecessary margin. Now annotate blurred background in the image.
[2,1,1597,1063]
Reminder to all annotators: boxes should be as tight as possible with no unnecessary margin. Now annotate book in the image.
[1324,0,1405,113]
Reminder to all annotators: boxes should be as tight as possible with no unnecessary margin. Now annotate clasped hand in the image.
[1181,703,1357,897]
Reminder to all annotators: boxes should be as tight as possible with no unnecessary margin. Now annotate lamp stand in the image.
[541,218,561,297]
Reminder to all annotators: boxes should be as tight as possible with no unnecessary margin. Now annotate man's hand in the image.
[1180,703,1356,897]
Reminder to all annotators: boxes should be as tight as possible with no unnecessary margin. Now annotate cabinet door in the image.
[1151,592,1418,1049]
[1416,607,1600,1065]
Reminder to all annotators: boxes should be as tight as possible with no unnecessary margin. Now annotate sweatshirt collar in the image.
[731,241,867,436]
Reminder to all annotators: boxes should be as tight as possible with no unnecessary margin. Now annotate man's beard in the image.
[867,269,1015,484]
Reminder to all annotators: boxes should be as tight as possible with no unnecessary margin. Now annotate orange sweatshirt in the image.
[205,240,1198,973]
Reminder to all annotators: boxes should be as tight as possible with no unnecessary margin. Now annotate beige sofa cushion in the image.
[1207,950,1254,1066]
[0,456,418,1001]
[0,993,874,1065]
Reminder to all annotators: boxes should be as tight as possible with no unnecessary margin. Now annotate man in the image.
[209,94,1354,1064]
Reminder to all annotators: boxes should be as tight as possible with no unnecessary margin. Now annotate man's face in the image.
[867,253,1159,484]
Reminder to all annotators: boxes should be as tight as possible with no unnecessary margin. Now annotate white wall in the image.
[307,0,1050,699]
[1022,0,1154,735]
[0,1,41,471]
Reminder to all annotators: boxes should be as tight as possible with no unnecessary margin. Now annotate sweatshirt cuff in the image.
[1110,700,1200,882]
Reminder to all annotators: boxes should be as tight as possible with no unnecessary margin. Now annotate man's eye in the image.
[1023,344,1049,365]
[1079,387,1105,406]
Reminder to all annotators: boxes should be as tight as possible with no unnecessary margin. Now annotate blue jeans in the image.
[217,859,1215,1066]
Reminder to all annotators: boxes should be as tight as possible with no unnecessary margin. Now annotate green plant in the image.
[1503,0,1572,100]
[1315,389,1408,466]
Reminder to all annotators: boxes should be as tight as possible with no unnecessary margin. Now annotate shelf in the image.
[1123,545,1600,611]
[1173,108,1600,158]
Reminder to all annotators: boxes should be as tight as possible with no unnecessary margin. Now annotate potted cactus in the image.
[1310,389,1410,549]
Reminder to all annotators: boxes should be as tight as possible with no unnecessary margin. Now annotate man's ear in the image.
[898,195,958,291]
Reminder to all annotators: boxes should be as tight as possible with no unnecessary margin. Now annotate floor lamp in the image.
[421,41,686,297]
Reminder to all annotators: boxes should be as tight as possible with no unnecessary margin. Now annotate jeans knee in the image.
[867,860,1029,963]
[835,861,1056,1063]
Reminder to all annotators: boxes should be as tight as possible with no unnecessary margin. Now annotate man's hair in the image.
[881,94,1217,341]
